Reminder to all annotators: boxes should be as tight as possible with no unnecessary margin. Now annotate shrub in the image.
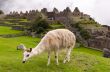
[73,22,91,40]
[0,10,4,14]
[80,29,91,40]
[30,18,51,34]
[73,22,83,31]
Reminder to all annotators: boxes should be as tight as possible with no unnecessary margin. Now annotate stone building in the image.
[6,7,91,21]
[53,8,59,14]
[7,9,40,20]
[73,7,81,17]
[41,8,47,14]
[73,7,90,20]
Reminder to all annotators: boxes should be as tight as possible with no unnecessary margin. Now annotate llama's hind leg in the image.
[63,48,72,63]
[67,48,72,62]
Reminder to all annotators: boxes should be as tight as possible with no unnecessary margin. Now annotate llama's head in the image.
[22,48,32,63]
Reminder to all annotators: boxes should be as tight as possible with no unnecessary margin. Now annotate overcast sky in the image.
[0,0,109,25]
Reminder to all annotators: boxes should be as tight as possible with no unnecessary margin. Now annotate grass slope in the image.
[0,36,110,72]
[0,26,22,35]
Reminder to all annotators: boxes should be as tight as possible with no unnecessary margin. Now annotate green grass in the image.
[50,24,65,29]
[4,21,13,24]
[0,26,22,35]
[0,36,110,72]
[19,19,30,22]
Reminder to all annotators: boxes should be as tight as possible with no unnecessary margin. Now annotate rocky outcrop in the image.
[88,37,110,50]
[103,48,110,58]
[86,25,110,50]
[12,25,24,31]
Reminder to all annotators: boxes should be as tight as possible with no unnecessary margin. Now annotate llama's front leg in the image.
[63,48,72,63]
[55,51,59,65]
[47,52,51,66]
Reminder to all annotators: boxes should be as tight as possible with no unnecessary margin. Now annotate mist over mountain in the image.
[0,0,8,7]
[93,0,110,25]
[0,0,95,13]
[0,0,110,25]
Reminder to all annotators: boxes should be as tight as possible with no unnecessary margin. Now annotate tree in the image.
[30,18,50,34]
[0,10,4,14]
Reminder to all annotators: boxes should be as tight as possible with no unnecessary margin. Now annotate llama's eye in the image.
[26,54,29,57]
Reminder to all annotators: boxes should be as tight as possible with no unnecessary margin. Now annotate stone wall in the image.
[88,37,110,50]
[6,7,91,21]
[6,10,40,20]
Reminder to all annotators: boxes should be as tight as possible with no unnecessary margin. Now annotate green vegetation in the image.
[30,19,51,34]
[0,15,109,71]
[50,24,65,29]
[4,19,28,21]
[4,21,13,25]
[78,18,102,29]
[0,36,110,72]
[0,10,4,14]
[73,23,91,40]
[19,19,30,22]
[79,19,97,25]
[12,25,24,26]
[0,26,22,35]
[29,19,65,34]
[80,29,91,40]
[0,25,110,72]
[0,19,30,28]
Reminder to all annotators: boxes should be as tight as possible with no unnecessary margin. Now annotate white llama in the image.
[22,29,76,65]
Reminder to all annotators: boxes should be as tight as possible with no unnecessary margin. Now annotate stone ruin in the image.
[87,25,110,51]
[1,7,110,52]
[7,9,39,20]
[6,7,110,51]
[6,7,91,21]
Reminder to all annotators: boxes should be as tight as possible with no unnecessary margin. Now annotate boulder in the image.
[17,44,26,50]
[12,25,24,31]
[103,48,110,58]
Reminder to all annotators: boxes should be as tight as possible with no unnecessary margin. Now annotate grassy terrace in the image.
[0,25,110,72]
[0,26,22,35]
[50,24,65,29]
[0,36,110,72]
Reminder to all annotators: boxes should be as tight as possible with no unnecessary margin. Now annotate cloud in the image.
[92,0,110,25]
[0,0,53,12]
[0,0,95,14]
[0,0,110,25]
[0,0,9,7]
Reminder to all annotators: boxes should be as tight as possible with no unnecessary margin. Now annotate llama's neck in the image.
[31,42,45,56]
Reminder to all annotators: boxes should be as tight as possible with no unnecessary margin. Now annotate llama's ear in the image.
[30,48,32,52]
[25,48,32,52]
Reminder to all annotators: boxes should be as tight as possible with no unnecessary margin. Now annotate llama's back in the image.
[41,29,76,51]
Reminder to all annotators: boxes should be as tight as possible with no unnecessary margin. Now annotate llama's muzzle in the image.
[22,61,26,63]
